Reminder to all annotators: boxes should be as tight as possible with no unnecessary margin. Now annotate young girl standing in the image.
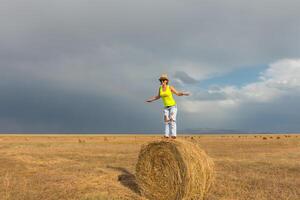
[146,74,189,138]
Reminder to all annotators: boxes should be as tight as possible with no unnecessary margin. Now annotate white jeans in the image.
[163,105,177,137]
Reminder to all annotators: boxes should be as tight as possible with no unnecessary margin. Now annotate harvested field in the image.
[0,134,299,200]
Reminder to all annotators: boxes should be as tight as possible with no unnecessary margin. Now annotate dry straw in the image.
[135,139,214,200]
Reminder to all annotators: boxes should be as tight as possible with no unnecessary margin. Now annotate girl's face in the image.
[160,79,168,85]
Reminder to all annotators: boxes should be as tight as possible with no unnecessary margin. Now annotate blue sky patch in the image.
[199,64,268,89]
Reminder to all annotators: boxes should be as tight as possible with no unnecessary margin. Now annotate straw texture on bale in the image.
[135,139,214,200]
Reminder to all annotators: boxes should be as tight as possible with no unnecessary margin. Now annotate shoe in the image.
[163,136,169,139]
[171,136,176,139]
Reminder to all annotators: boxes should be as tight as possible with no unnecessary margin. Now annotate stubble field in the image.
[0,134,299,200]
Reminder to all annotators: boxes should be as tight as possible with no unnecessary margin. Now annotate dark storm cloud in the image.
[2,0,300,68]
[1,0,300,132]
[232,95,300,132]
[0,79,162,132]
[174,71,198,84]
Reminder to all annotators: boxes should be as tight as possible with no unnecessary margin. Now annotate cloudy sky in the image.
[1,0,300,133]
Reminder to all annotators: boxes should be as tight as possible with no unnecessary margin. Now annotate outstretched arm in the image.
[146,89,160,102]
[170,86,190,96]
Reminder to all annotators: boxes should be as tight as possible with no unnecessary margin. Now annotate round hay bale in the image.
[135,139,214,200]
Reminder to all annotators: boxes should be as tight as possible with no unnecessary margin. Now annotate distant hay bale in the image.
[135,139,215,200]
[78,139,85,143]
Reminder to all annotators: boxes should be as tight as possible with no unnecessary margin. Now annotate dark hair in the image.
[160,79,169,85]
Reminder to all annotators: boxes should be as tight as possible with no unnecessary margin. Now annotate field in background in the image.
[0,134,299,200]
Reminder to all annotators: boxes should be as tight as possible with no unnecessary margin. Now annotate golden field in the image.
[0,134,299,200]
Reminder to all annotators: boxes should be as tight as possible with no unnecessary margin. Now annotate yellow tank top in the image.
[159,85,176,107]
